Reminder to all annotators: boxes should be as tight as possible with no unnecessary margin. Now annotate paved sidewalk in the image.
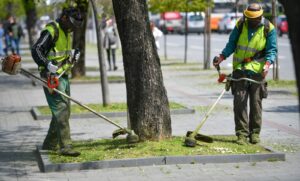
[0,47,300,180]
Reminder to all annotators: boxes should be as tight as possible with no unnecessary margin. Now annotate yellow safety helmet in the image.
[244,3,263,19]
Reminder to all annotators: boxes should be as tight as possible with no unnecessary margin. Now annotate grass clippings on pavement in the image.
[49,135,269,164]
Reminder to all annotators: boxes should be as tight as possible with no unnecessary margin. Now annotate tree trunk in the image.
[278,1,300,111]
[22,0,37,49]
[72,0,89,78]
[112,0,172,141]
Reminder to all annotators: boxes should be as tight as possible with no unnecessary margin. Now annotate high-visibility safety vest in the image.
[233,19,274,73]
[44,21,72,75]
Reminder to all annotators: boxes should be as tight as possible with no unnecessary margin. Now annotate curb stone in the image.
[36,145,285,173]
[31,107,195,120]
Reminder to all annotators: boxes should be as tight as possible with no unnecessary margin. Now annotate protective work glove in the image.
[213,54,225,67]
[47,62,58,73]
[262,61,271,78]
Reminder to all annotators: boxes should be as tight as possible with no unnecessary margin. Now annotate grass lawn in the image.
[49,135,270,163]
[267,80,296,88]
[37,102,186,115]
[70,75,125,82]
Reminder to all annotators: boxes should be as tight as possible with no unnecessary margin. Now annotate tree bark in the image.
[72,0,89,78]
[278,1,300,111]
[112,0,172,141]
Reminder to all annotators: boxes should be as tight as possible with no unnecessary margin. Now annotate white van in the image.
[180,12,204,34]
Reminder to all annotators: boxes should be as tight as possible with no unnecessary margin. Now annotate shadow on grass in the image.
[212,136,237,144]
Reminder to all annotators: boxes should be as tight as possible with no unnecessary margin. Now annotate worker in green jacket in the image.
[31,7,83,156]
[213,3,277,145]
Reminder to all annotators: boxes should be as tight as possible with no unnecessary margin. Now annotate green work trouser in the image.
[231,70,267,137]
[42,74,71,149]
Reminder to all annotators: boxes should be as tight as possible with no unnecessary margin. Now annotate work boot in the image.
[250,134,260,144]
[236,135,248,145]
[59,145,80,157]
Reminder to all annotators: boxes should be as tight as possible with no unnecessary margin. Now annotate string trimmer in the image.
[184,56,265,147]
[1,54,139,144]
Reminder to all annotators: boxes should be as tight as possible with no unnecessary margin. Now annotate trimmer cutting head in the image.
[184,131,214,147]
[112,128,139,144]
[184,136,197,147]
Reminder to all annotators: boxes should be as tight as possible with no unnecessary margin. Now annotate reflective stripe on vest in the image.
[44,22,72,74]
[233,19,274,73]
[47,50,73,57]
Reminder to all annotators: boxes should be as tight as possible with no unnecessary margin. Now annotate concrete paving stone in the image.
[0,176,17,181]
[240,176,280,181]
[273,175,300,181]
[63,171,88,179]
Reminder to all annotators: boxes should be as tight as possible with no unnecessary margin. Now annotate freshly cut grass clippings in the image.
[49,135,269,163]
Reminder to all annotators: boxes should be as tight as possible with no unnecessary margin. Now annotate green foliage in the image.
[148,0,211,13]
[49,135,269,163]
[96,0,114,16]
[0,0,25,19]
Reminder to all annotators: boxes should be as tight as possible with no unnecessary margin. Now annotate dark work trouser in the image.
[42,75,71,149]
[232,71,267,137]
[106,48,116,69]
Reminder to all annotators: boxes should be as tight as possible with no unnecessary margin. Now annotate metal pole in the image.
[203,8,207,69]
[207,6,211,69]
[184,10,188,63]
[204,6,211,69]
[162,13,168,60]
[90,0,110,106]
[272,0,279,80]
[164,32,167,60]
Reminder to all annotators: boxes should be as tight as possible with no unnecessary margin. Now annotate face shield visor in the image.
[61,7,83,32]
[69,15,83,28]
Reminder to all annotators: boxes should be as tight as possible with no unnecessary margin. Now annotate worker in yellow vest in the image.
[31,7,83,156]
[213,3,277,145]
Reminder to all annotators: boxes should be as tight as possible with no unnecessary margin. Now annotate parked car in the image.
[277,15,288,37]
[180,12,204,34]
[218,13,243,33]
[159,12,184,34]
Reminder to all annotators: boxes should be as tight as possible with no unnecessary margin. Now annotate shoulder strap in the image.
[46,22,59,44]
[263,18,270,38]
[237,17,245,35]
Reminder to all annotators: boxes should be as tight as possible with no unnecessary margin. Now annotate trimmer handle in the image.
[213,56,220,71]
